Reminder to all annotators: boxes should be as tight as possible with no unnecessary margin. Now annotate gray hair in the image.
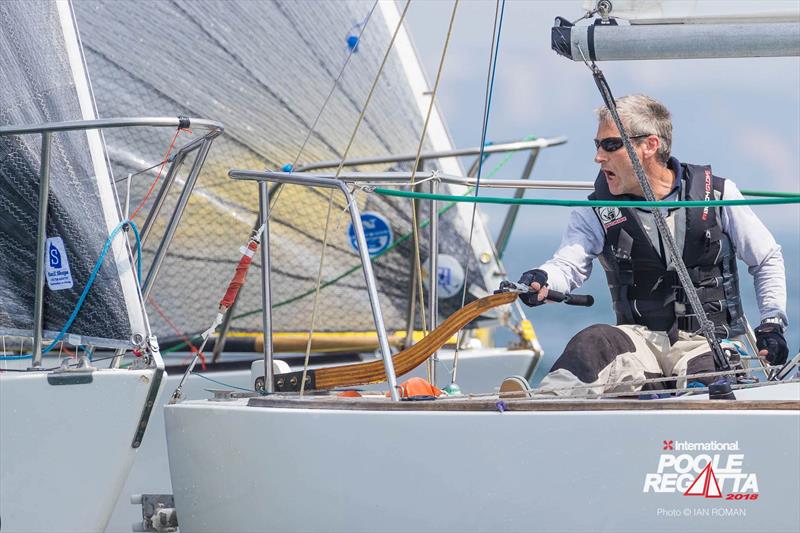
[596,95,672,164]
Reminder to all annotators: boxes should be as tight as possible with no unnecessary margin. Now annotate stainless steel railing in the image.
[0,116,223,448]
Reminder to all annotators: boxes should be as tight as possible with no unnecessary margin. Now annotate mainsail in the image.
[72,0,504,339]
[0,0,146,349]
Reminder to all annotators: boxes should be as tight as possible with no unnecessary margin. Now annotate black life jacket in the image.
[589,160,745,340]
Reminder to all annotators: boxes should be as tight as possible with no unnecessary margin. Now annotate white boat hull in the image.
[104,347,537,531]
[165,383,800,533]
[0,369,164,533]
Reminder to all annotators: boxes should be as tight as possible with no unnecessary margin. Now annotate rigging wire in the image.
[129,127,192,220]
[407,0,461,340]
[299,0,413,397]
[574,49,779,373]
[452,0,506,386]
[265,1,380,217]
[148,296,206,370]
[194,372,253,392]
[156,145,531,357]
[290,0,379,173]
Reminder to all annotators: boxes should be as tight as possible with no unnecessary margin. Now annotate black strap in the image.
[587,23,596,61]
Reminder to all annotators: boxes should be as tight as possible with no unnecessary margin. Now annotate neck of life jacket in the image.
[589,157,745,344]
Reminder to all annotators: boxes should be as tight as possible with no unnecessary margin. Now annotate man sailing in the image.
[519,95,788,396]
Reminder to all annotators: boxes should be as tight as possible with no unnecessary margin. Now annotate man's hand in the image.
[517,269,549,307]
[754,322,789,365]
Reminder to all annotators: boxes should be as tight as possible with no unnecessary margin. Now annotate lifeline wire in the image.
[461,365,786,400]
[156,184,797,358]
[369,189,800,207]
[453,0,506,385]
[299,0,413,397]
[157,143,532,357]
[195,372,253,392]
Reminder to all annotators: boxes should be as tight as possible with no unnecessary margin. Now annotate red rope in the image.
[129,127,192,221]
[148,296,206,370]
[59,342,75,357]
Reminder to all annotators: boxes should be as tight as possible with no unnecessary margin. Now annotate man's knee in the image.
[686,352,716,385]
[550,324,636,383]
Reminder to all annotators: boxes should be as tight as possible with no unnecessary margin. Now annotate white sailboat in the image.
[0,2,223,532]
[163,2,800,532]
[59,2,558,530]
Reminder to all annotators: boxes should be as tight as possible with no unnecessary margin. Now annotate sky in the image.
[400,0,800,376]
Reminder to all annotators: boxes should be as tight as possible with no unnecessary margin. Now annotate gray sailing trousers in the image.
[537,324,716,397]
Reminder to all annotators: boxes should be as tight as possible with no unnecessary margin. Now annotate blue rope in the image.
[129,220,143,282]
[1,220,142,361]
[474,0,506,195]
[194,372,254,392]
[0,353,34,361]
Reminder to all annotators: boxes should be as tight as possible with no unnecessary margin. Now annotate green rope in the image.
[160,141,534,356]
[371,188,800,207]
[161,179,798,355]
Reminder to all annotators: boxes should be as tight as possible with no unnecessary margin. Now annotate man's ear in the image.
[642,135,660,161]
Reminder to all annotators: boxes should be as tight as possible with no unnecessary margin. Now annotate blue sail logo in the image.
[347,212,393,257]
[45,237,73,290]
[49,242,62,268]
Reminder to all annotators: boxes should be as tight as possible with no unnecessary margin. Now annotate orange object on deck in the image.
[337,390,363,398]
[386,377,443,399]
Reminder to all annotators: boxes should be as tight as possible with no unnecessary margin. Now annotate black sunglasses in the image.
[594,134,652,152]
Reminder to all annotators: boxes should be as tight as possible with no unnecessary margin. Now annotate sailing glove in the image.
[517,269,548,307]
[754,322,789,365]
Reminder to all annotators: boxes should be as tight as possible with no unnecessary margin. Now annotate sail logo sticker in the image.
[598,206,626,229]
[428,254,465,299]
[348,212,393,257]
[422,254,465,299]
[45,237,74,290]
[643,439,759,500]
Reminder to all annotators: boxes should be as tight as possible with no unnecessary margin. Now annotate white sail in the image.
[71,0,505,344]
[0,0,145,349]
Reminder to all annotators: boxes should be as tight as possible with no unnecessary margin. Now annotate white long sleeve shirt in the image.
[537,175,788,326]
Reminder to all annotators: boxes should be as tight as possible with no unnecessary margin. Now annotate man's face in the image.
[594,120,647,196]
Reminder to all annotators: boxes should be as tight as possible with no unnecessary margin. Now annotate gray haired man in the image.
[519,94,788,396]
